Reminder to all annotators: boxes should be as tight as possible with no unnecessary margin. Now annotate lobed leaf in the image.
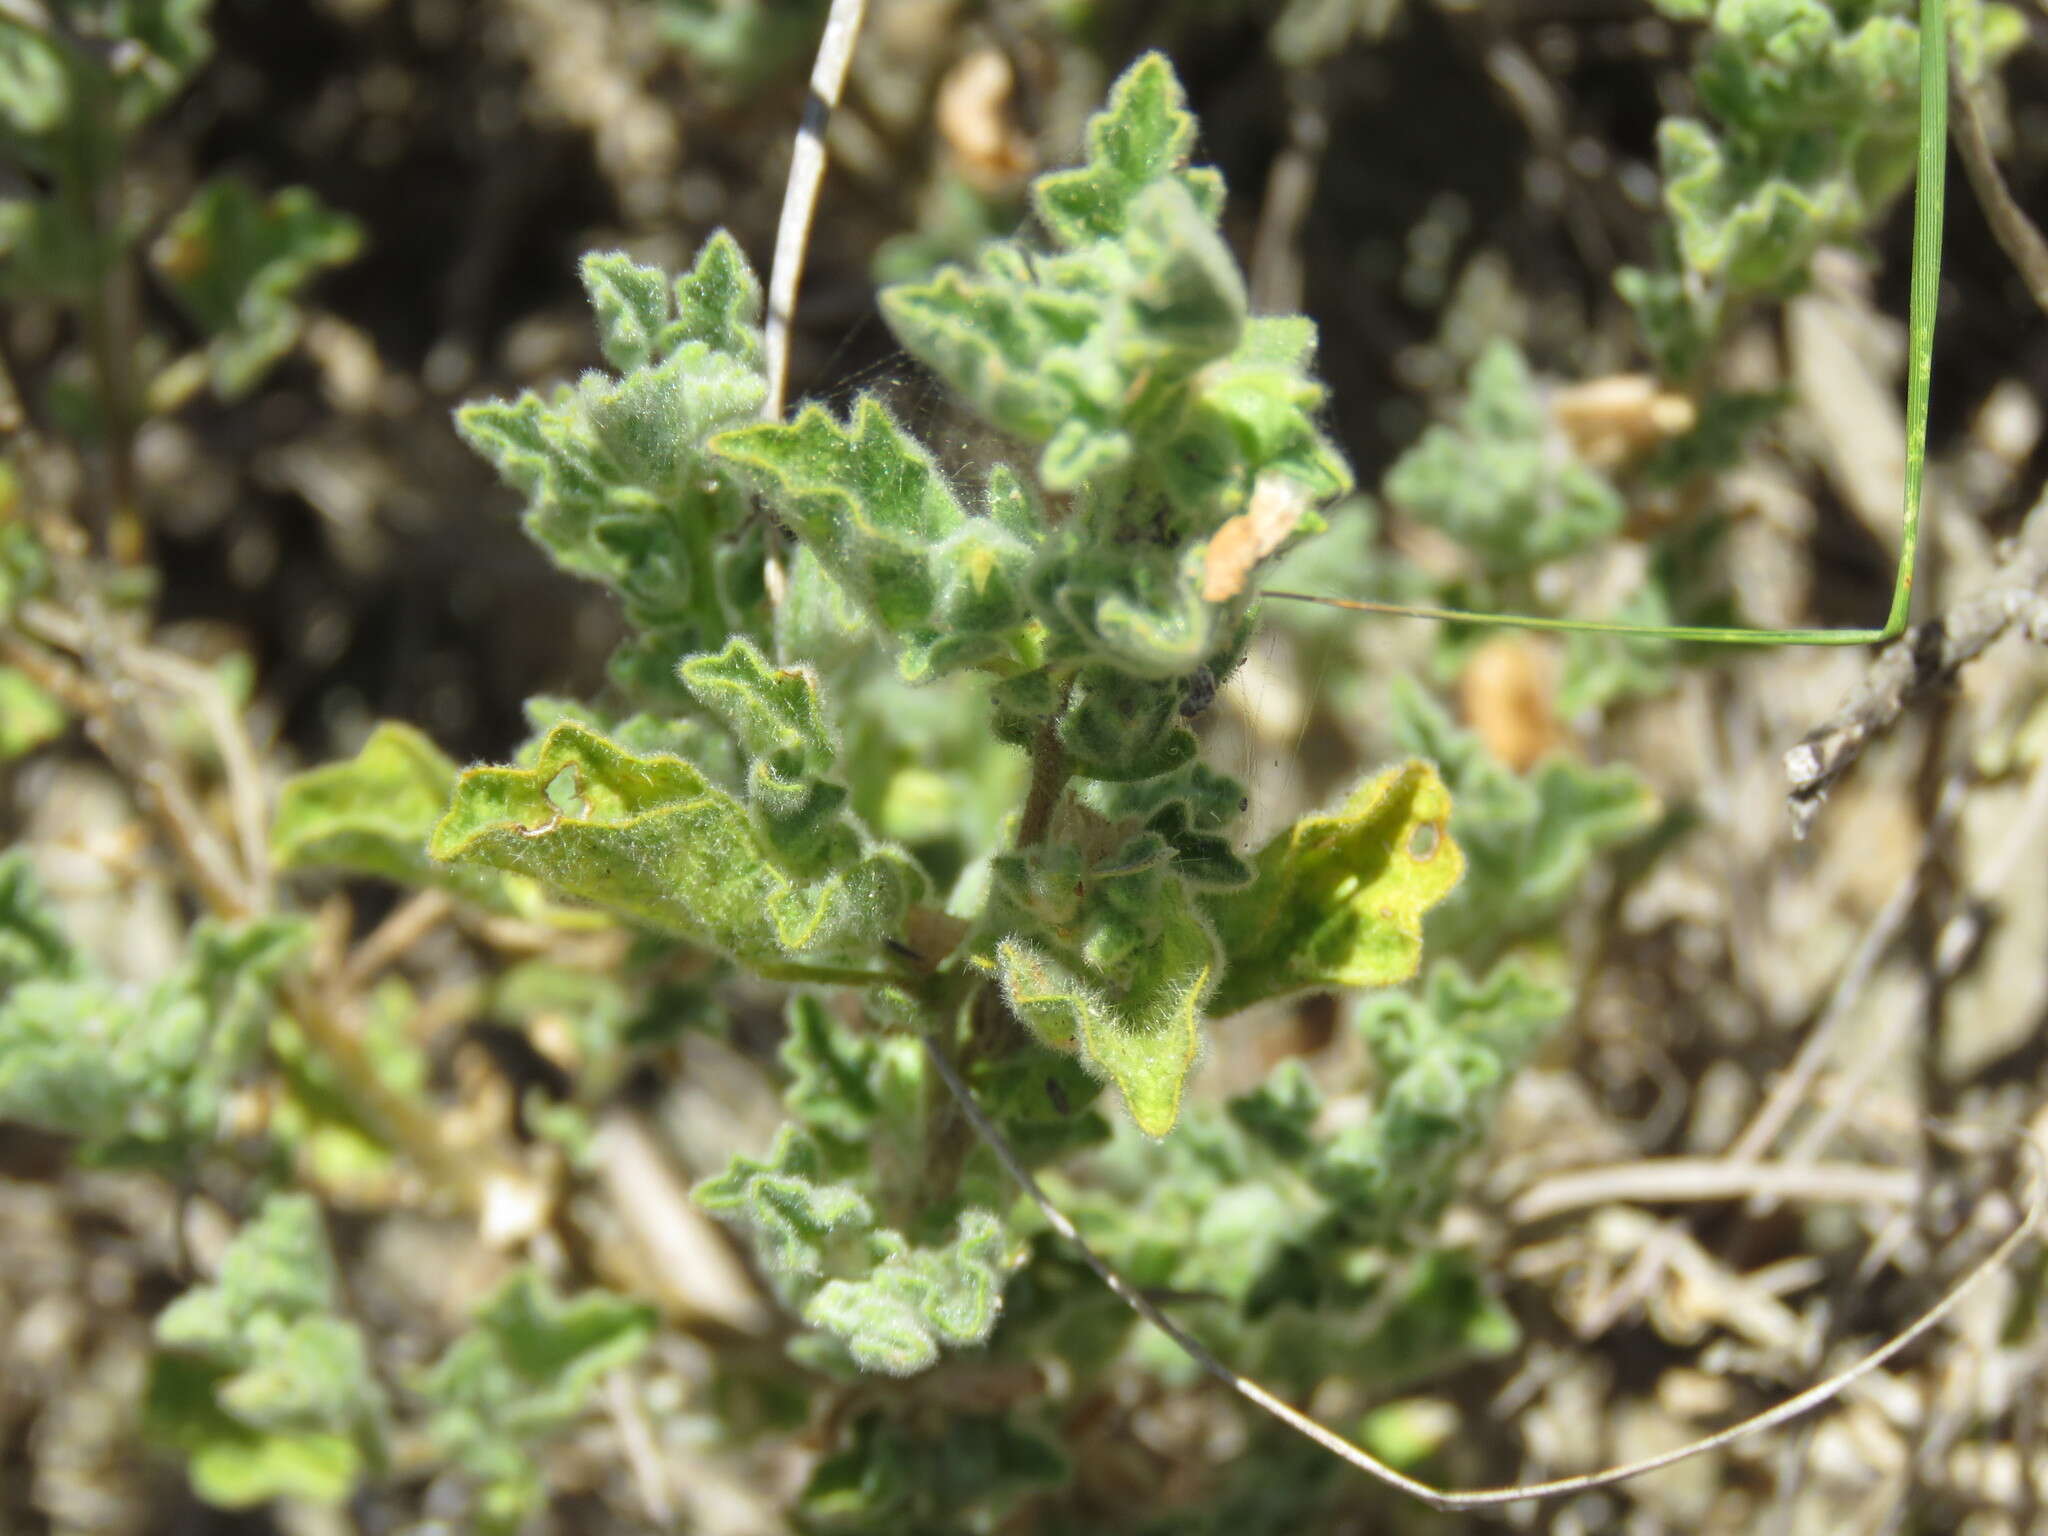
[712,398,1036,682]
[415,1268,654,1531]
[1383,340,1623,576]
[0,916,305,1164]
[800,1209,1016,1375]
[1203,760,1464,1017]
[273,721,512,906]
[150,177,361,398]
[430,720,921,966]
[148,1194,386,1508]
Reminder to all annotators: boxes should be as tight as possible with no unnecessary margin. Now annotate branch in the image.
[1785,495,2048,837]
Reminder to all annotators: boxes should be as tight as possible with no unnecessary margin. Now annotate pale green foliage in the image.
[0,865,305,1164]
[146,1194,386,1507]
[696,1124,1016,1373]
[1388,677,1658,956]
[415,1269,654,1531]
[0,2,353,397]
[1384,340,1622,576]
[1626,0,2021,371]
[150,177,361,398]
[711,403,1038,683]
[1312,962,1569,1238]
[439,55,1457,1150]
[458,238,772,707]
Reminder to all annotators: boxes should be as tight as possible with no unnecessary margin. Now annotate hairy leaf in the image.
[0,917,305,1163]
[273,721,512,907]
[148,1194,385,1507]
[711,398,1036,682]
[1203,760,1463,1016]
[458,238,769,710]
[1384,341,1622,576]
[415,1269,653,1531]
[800,1209,1015,1375]
[430,720,920,966]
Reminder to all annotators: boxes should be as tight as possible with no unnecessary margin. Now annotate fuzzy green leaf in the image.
[415,1269,653,1532]
[1030,52,1224,247]
[694,1123,877,1279]
[1384,341,1623,576]
[994,879,1216,1137]
[148,1194,385,1507]
[458,238,769,710]
[1314,962,1568,1235]
[800,1209,1015,1375]
[1204,760,1464,1016]
[151,177,361,398]
[780,993,882,1145]
[0,917,305,1163]
[430,720,920,966]
[711,398,1035,681]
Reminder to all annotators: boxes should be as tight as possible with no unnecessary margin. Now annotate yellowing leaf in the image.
[1203,761,1462,1016]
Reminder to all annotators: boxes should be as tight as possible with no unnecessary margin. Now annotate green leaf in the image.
[430,720,921,966]
[1383,340,1623,576]
[272,721,513,907]
[711,398,1035,682]
[993,880,1216,1137]
[799,1412,1067,1530]
[679,635,848,863]
[694,1123,877,1280]
[780,993,882,1145]
[148,1194,385,1507]
[800,1209,1016,1375]
[1203,760,1464,1017]
[1313,962,1569,1235]
[0,917,305,1163]
[415,1269,653,1532]
[1030,52,1224,248]
[151,178,361,398]
[458,238,769,711]
[0,851,77,988]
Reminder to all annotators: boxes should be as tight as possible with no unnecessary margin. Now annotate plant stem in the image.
[1015,685,1072,848]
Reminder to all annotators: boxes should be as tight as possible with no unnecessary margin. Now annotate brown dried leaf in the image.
[1459,635,1563,772]
[936,49,1036,194]
[1552,374,1697,471]
[1202,473,1310,603]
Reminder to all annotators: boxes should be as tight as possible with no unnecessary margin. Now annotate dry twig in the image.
[1785,495,2048,836]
